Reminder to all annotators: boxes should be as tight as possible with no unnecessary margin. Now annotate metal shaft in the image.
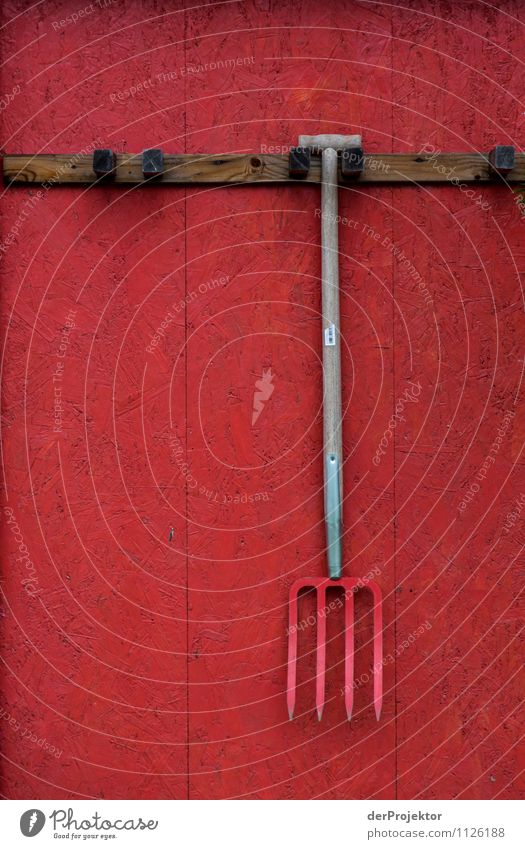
[321,148,343,580]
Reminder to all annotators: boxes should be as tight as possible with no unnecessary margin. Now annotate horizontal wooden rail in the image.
[3,152,525,185]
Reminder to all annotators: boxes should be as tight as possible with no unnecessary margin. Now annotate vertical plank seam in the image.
[390,7,398,801]
[184,3,190,802]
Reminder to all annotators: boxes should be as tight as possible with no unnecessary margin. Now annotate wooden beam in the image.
[3,152,525,185]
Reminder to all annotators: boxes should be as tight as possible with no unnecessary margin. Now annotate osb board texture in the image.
[0,0,524,800]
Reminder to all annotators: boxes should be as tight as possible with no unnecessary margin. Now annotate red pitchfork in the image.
[286,136,383,721]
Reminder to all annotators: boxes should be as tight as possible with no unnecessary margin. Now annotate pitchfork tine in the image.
[316,585,327,720]
[370,580,383,721]
[287,583,299,720]
[344,586,355,720]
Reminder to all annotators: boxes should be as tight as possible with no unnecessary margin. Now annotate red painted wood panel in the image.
[1,0,524,800]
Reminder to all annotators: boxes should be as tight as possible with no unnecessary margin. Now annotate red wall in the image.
[1,0,524,799]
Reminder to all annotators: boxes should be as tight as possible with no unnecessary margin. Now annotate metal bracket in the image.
[142,148,164,179]
[288,146,311,178]
[489,145,515,176]
[92,148,116,178]
[341,146,365,179]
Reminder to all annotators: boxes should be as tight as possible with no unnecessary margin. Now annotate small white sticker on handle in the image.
[324,324,336,346]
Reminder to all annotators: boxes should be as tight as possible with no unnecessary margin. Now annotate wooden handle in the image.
[321,149,343,474]
[321,149,343,579]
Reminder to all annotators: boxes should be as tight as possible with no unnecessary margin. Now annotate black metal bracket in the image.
[488,145,515,176]
[142,148,164,179]
[92,148,116,178]
[341,146,365,180]
[288,146,311,178]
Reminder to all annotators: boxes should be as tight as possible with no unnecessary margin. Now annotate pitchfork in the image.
[287,135,383,722]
